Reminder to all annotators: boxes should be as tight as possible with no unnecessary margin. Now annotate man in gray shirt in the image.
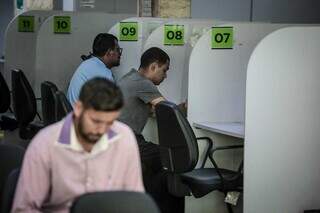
[118,47,184,213]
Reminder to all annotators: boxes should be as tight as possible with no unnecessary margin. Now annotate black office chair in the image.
[80,52,92,61]
[41,81,58,126]
[1,169,20,213]
[0,72,10,114]
[0,144,25,212]
[0,72,18,131]
[11,69,43,139]
[54,91,73,121]
[155,101,243,213]
[70,191,160,213]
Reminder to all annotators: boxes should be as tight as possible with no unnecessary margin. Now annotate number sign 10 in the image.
[54,16,71,34]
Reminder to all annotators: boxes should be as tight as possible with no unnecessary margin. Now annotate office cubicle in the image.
[4,10,60,89]
[140,19,216,143]
[143,19,216,104]
[186,22,289,213]
[245,26,320,212]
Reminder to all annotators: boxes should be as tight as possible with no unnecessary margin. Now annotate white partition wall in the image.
[33,12,132,96]
[188,22,289,125]
[108,17,168,80]
[186,22,290,213]
[3,10,59,88]
[143,19,216,103]
[245,27,320,212]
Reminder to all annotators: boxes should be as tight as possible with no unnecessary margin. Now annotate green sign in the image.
[211,27,233,49]
[119,22,138,41]
[54,16,71,34]
[18,16,34,32]
[164,25,184,46]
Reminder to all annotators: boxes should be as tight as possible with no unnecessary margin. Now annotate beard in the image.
[112,57,121,67]
[76,113,103,144]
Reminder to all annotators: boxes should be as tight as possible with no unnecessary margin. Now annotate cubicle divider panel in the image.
[34,12,132,97]
[143,19,216,104]
[245,26,320,213]
[4,10,60,89]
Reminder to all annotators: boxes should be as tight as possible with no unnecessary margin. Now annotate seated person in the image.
[67,33,122,106]
[12,78,144,213]
[118,47,184,213]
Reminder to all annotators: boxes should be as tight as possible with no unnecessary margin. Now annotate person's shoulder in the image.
[77,57,100,70]
[113,120,133,134]
[112,121,136,143]
[27,121,64,150]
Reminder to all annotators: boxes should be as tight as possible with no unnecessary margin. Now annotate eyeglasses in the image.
[115,47,123,54]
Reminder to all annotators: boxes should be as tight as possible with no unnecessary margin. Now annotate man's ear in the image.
[73,101,83,118]
[104,49,112,57]
[149,62,157,72]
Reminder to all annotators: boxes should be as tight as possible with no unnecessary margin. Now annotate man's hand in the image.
[178,102,187,117]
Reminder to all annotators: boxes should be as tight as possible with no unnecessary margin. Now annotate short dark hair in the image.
[139,47,170,69]
[79,78,123,111]
[92,33,118,57]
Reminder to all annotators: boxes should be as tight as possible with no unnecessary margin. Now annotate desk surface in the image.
[193,122,245,139]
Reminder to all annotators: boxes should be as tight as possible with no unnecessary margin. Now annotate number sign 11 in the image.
[211,27,233,49]
[18,16,34,32]
[119,22,138,41]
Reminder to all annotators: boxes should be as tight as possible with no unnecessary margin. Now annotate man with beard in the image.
[67,33,122,106]
[12,78,144,213]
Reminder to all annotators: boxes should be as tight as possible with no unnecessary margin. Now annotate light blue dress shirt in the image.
[67,57,114,106]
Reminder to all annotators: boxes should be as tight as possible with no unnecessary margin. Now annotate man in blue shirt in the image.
[67,33,122,106]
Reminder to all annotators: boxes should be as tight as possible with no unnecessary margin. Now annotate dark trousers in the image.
[135,134,185,213]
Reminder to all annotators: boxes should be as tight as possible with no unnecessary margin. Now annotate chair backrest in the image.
[55,91,73,121]
[0,144,25,211]
[155,101,199,173]
[0,72,11,113]
[41,81,58,126]
[1,169,20,213]
[11,69,37,126]
[70,191,160,213]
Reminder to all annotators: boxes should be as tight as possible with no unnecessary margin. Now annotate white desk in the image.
[193,122,245,139]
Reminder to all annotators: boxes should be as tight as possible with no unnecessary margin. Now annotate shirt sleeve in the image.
[136,80,162,104]
[123,127,145,192]
[11,133,51,213]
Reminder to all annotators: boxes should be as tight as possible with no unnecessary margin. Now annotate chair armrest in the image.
[210,145,243,155]
[196,137,213,168]
[209,145,244,181]
[35,98,42,120]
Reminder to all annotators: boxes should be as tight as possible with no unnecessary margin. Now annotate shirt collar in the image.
[57,113,121,154]
[92,56,110,69]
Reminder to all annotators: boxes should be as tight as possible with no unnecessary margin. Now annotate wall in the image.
[191,0,251,21]
[253,0,320,23]
[191,0,320,22]
[158,0,190,18]
[0,0,14,58]
[75,0,137,14]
